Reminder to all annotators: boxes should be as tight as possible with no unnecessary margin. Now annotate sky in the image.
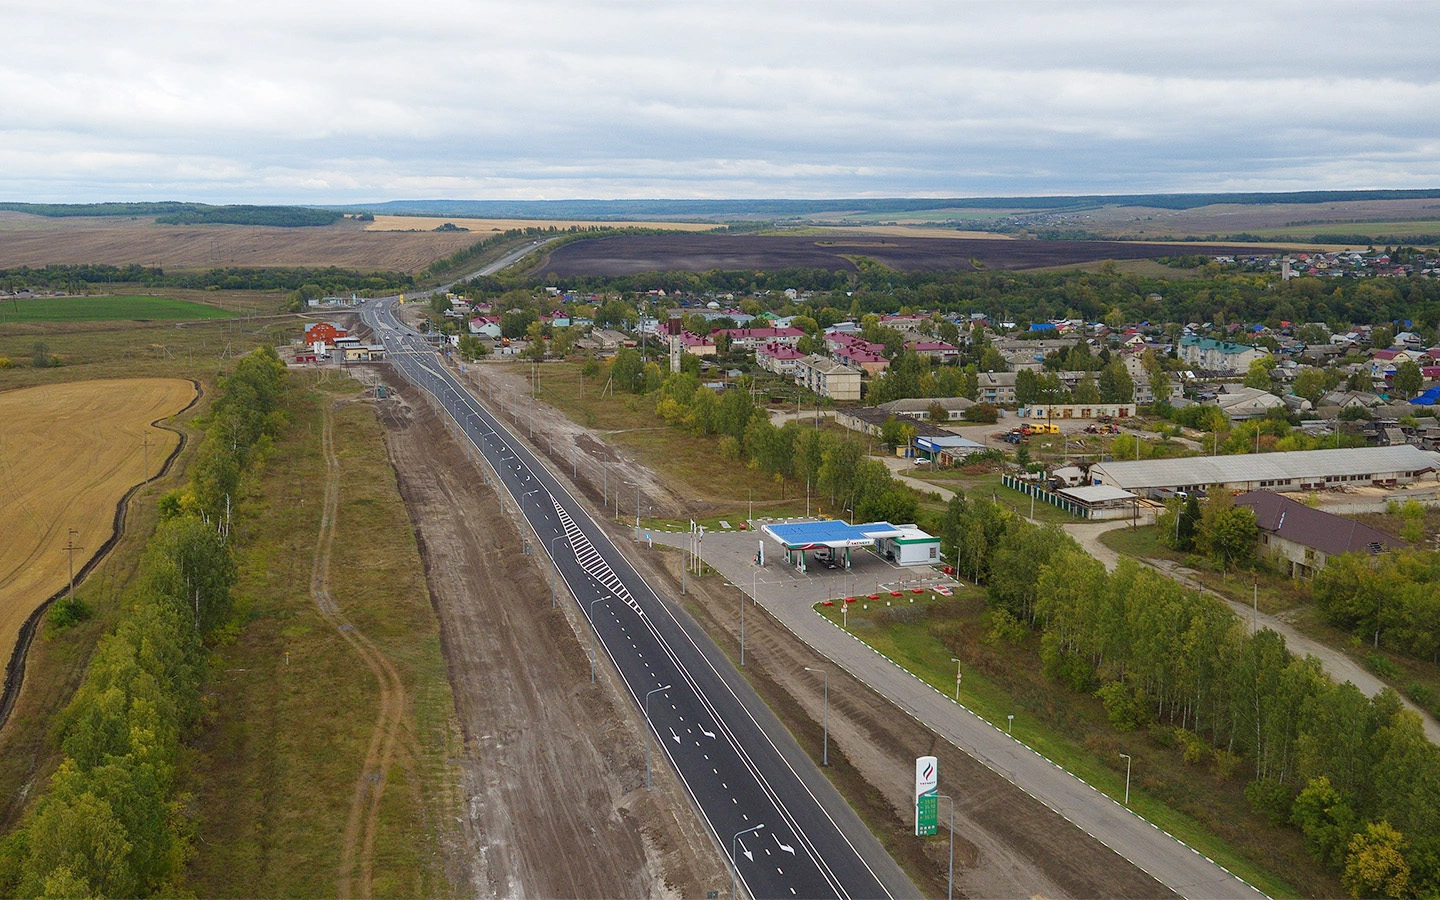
[3,0,1439,204]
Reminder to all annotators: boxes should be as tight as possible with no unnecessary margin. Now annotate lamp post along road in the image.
[645,685,671,791]
[739,585,746,667]
[549,536,564,608]
[588,596,603,683]
[804,667,828,766]
[951,657,962,701]
[1120,752,1132,806]
[731,823,766,900]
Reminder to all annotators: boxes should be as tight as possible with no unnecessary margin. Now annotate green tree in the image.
[1097,361,1134,403]
[1371,326,1395,351]
[1014,369,1039,405]
[1243,357,1277,390]
[456,334,488,361]
[610,348,645,393]
[1392,360,1422,399]
[1072,376,1101,404]
[1199,497,1258,569]
[1292,776,1359,868]
[979,348,1007,373]
[1293,367,1329,405]
[1149,370,1173,405]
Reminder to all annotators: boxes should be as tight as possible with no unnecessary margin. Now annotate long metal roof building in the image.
[1088,445,1440,493]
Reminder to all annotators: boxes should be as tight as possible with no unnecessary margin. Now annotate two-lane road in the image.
[363,299,914,899]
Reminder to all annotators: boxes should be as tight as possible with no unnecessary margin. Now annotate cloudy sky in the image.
[3,1,1438,203]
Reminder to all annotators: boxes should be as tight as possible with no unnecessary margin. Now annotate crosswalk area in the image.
[551,498,645,617]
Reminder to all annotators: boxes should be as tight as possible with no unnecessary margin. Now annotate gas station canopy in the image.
[761,520,906,550]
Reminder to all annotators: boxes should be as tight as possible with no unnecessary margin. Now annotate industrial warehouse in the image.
[1087,445,1440,496]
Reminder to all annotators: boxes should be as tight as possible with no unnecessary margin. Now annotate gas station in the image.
[760,520,939,573]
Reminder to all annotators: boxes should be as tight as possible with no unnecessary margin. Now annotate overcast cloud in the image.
[2,0,1438,203]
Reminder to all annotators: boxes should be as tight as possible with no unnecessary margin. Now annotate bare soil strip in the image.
[375,371,727,898]
[309,401,409,899]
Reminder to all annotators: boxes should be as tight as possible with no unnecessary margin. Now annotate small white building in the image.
[874,525,942,567]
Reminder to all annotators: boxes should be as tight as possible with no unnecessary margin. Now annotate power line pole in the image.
[63,529,82,606]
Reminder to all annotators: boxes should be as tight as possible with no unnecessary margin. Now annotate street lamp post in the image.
[1119,753,1132,806]
[804,666,828,766]
[938,793,955,900]
[588,597,603,683]
[549,536,564,608]
[1007,714,1014,735]
[731,823,766,900]
[739,584,746,667]
[645,684,671,791]
[950,657,962,700]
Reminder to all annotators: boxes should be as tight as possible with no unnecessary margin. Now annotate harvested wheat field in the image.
[0,378,196,669]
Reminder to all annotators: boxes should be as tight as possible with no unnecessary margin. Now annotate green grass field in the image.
[1253,220,1440,240]
[814,592,1334,898]
[0,294,236,322]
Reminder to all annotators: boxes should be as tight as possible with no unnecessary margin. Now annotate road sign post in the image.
[915,755,938,836]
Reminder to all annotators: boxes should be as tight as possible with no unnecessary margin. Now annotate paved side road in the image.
[1064,521,1440,745]
[654,528,1264,900]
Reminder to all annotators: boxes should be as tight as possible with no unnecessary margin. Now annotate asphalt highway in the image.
[362,298,914,900]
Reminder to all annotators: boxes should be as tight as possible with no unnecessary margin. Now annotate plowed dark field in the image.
[536,233,1284,275]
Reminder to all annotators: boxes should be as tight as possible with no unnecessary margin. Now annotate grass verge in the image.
[183,377,459,897]
[815,590,1334,899]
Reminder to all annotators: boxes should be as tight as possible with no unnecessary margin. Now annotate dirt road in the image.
[308,402,410,899]
[376,373,726,898]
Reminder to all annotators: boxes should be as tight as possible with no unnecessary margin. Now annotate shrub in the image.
[962,402,999,424]
[1245,779,1297,826]
[47,596,91,630]
[1176,728,1208,765]
[984,607,1028,645]
[1366,653,1401,679]
[1095,681,1152,732]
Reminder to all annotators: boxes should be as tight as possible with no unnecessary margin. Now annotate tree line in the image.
[935,493,1440,897]
[603,352,924,525]
[0,348,290,897]
[0,264,413,295]
[512,266,1440,336]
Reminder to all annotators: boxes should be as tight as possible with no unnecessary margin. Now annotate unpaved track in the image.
[309,401,410,899]
[375,372,726,898]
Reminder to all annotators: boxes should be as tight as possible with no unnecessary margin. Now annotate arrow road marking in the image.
[670,728,681,744]
[739,839,753,862]
[775,834,796,855]
[700,726,716,739]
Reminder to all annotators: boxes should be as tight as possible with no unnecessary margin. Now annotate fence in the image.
[1001,474,1089,518]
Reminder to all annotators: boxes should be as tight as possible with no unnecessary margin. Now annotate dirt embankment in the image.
[460,362,694,519]
[375,371,726,898]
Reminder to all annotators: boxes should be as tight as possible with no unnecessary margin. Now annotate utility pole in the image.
[63,529,82,606]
